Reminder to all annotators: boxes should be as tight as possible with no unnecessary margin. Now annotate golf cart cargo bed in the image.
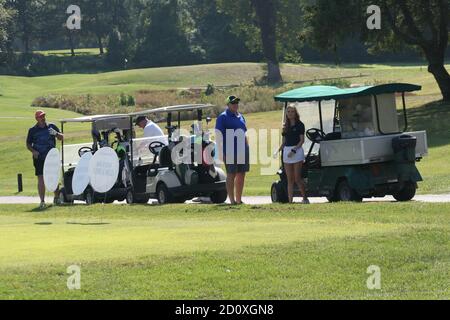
[320,131,428,167]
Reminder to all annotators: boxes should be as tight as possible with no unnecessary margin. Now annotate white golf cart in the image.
[59,114,135,204]
[129,104,228,204]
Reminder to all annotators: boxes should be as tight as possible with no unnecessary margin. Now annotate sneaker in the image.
[302,199,310,205]
[39,202,46,210]
[53,197,62,206]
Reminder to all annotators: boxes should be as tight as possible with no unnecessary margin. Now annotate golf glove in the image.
[48,127,58,136]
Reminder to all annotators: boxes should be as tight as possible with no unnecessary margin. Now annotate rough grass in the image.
[0,202,448,299]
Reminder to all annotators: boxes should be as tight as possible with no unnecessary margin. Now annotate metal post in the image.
[373,95,387,135]
[17,174,23,193]
[402,93,408,132]
[318,101,324,132]
[61,122,65,183]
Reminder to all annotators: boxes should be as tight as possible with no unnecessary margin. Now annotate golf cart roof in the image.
[61,114,128,124]
[274,83,422,103]
[129,104,214,117]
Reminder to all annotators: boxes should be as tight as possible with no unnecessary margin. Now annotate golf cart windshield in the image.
[288,101,335,154]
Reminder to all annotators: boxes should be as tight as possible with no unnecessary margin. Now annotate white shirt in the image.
[143,120,165,138]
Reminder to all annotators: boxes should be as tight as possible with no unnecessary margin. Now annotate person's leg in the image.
[294,162,309,202]
[37,176,45,203]
[285,163,295,203]
[226,171,237,205]
[235,172,246,204]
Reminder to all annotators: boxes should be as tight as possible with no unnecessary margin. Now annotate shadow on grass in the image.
[28,205,53,213]
[406,100,450,148]
[35,222,53,225]
[66,222,111,226]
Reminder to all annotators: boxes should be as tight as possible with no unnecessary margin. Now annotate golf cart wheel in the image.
[210,190,228,204]
[271,182,289,204]
[393,182,417,202]
[85,187,95,206]
[336,180,363,202]
[156,183,173,205]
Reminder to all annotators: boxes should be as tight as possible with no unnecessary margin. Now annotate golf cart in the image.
[271,83,428,203]
[58,114,137,205]
[129,104,228,204]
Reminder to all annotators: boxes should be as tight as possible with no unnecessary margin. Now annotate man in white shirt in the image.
[135,116,164,138]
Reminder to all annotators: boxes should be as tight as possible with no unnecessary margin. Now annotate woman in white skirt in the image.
[279,106,310,204]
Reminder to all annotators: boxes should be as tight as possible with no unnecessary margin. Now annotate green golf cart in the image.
[271,83,428,203]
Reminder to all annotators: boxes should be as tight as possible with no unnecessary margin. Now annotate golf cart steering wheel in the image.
[149,141,166,156]
[306,128,326,144]
[78,147,93,157]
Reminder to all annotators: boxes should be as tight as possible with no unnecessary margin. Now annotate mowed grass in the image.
[0,62,449,196]
[0,202,449,300]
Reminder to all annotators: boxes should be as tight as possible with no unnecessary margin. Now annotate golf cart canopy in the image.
[129,104,214,117]
[60,114,128,124]
[274,83,422,103]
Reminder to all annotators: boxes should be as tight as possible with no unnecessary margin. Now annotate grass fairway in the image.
[0,203,448,299]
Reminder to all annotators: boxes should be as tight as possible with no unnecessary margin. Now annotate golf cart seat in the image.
[159,146,173,168]
[324,132,341,141]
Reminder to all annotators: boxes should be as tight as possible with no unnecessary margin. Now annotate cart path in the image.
[1,194,450,205]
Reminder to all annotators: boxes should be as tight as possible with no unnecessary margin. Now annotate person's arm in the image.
[52,125,64,141]
[26,130,39,159]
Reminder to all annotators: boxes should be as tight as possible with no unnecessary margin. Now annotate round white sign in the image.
[72,152,93,196]
[88,147,120,193]
[43,148,61,192]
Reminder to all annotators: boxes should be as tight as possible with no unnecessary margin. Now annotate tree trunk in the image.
[428,63,450,101]
[251,0,282,84]
[424,48,450,101]
[97,35,104,55]
[68,31,76,57]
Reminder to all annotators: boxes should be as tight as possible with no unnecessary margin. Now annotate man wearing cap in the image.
[215,96,250,205]
[135,116,164,138]
[26,110,64,209]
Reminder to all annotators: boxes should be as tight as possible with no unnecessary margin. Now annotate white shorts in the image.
[283,146,305,164]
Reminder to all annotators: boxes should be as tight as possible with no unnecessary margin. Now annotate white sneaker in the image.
[302,199,310,205]
[39,202,46,210]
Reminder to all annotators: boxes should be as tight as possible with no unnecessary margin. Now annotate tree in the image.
[217,0,303,84]
[375,0,450,101]
[250,0,282,83]
[5,0,43,54]
[0,0,15,66]
[303,0,362,65]
[106,0,133,67]
[82,0,111,55]
[134,0,196,68]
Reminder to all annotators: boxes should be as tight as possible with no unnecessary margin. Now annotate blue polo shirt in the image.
[27,123,60,160]
[215,109,249,162]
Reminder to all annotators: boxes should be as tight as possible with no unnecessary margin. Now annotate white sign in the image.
[88,147,119,193]
[43,148,61,192]
[72,152,92,195]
